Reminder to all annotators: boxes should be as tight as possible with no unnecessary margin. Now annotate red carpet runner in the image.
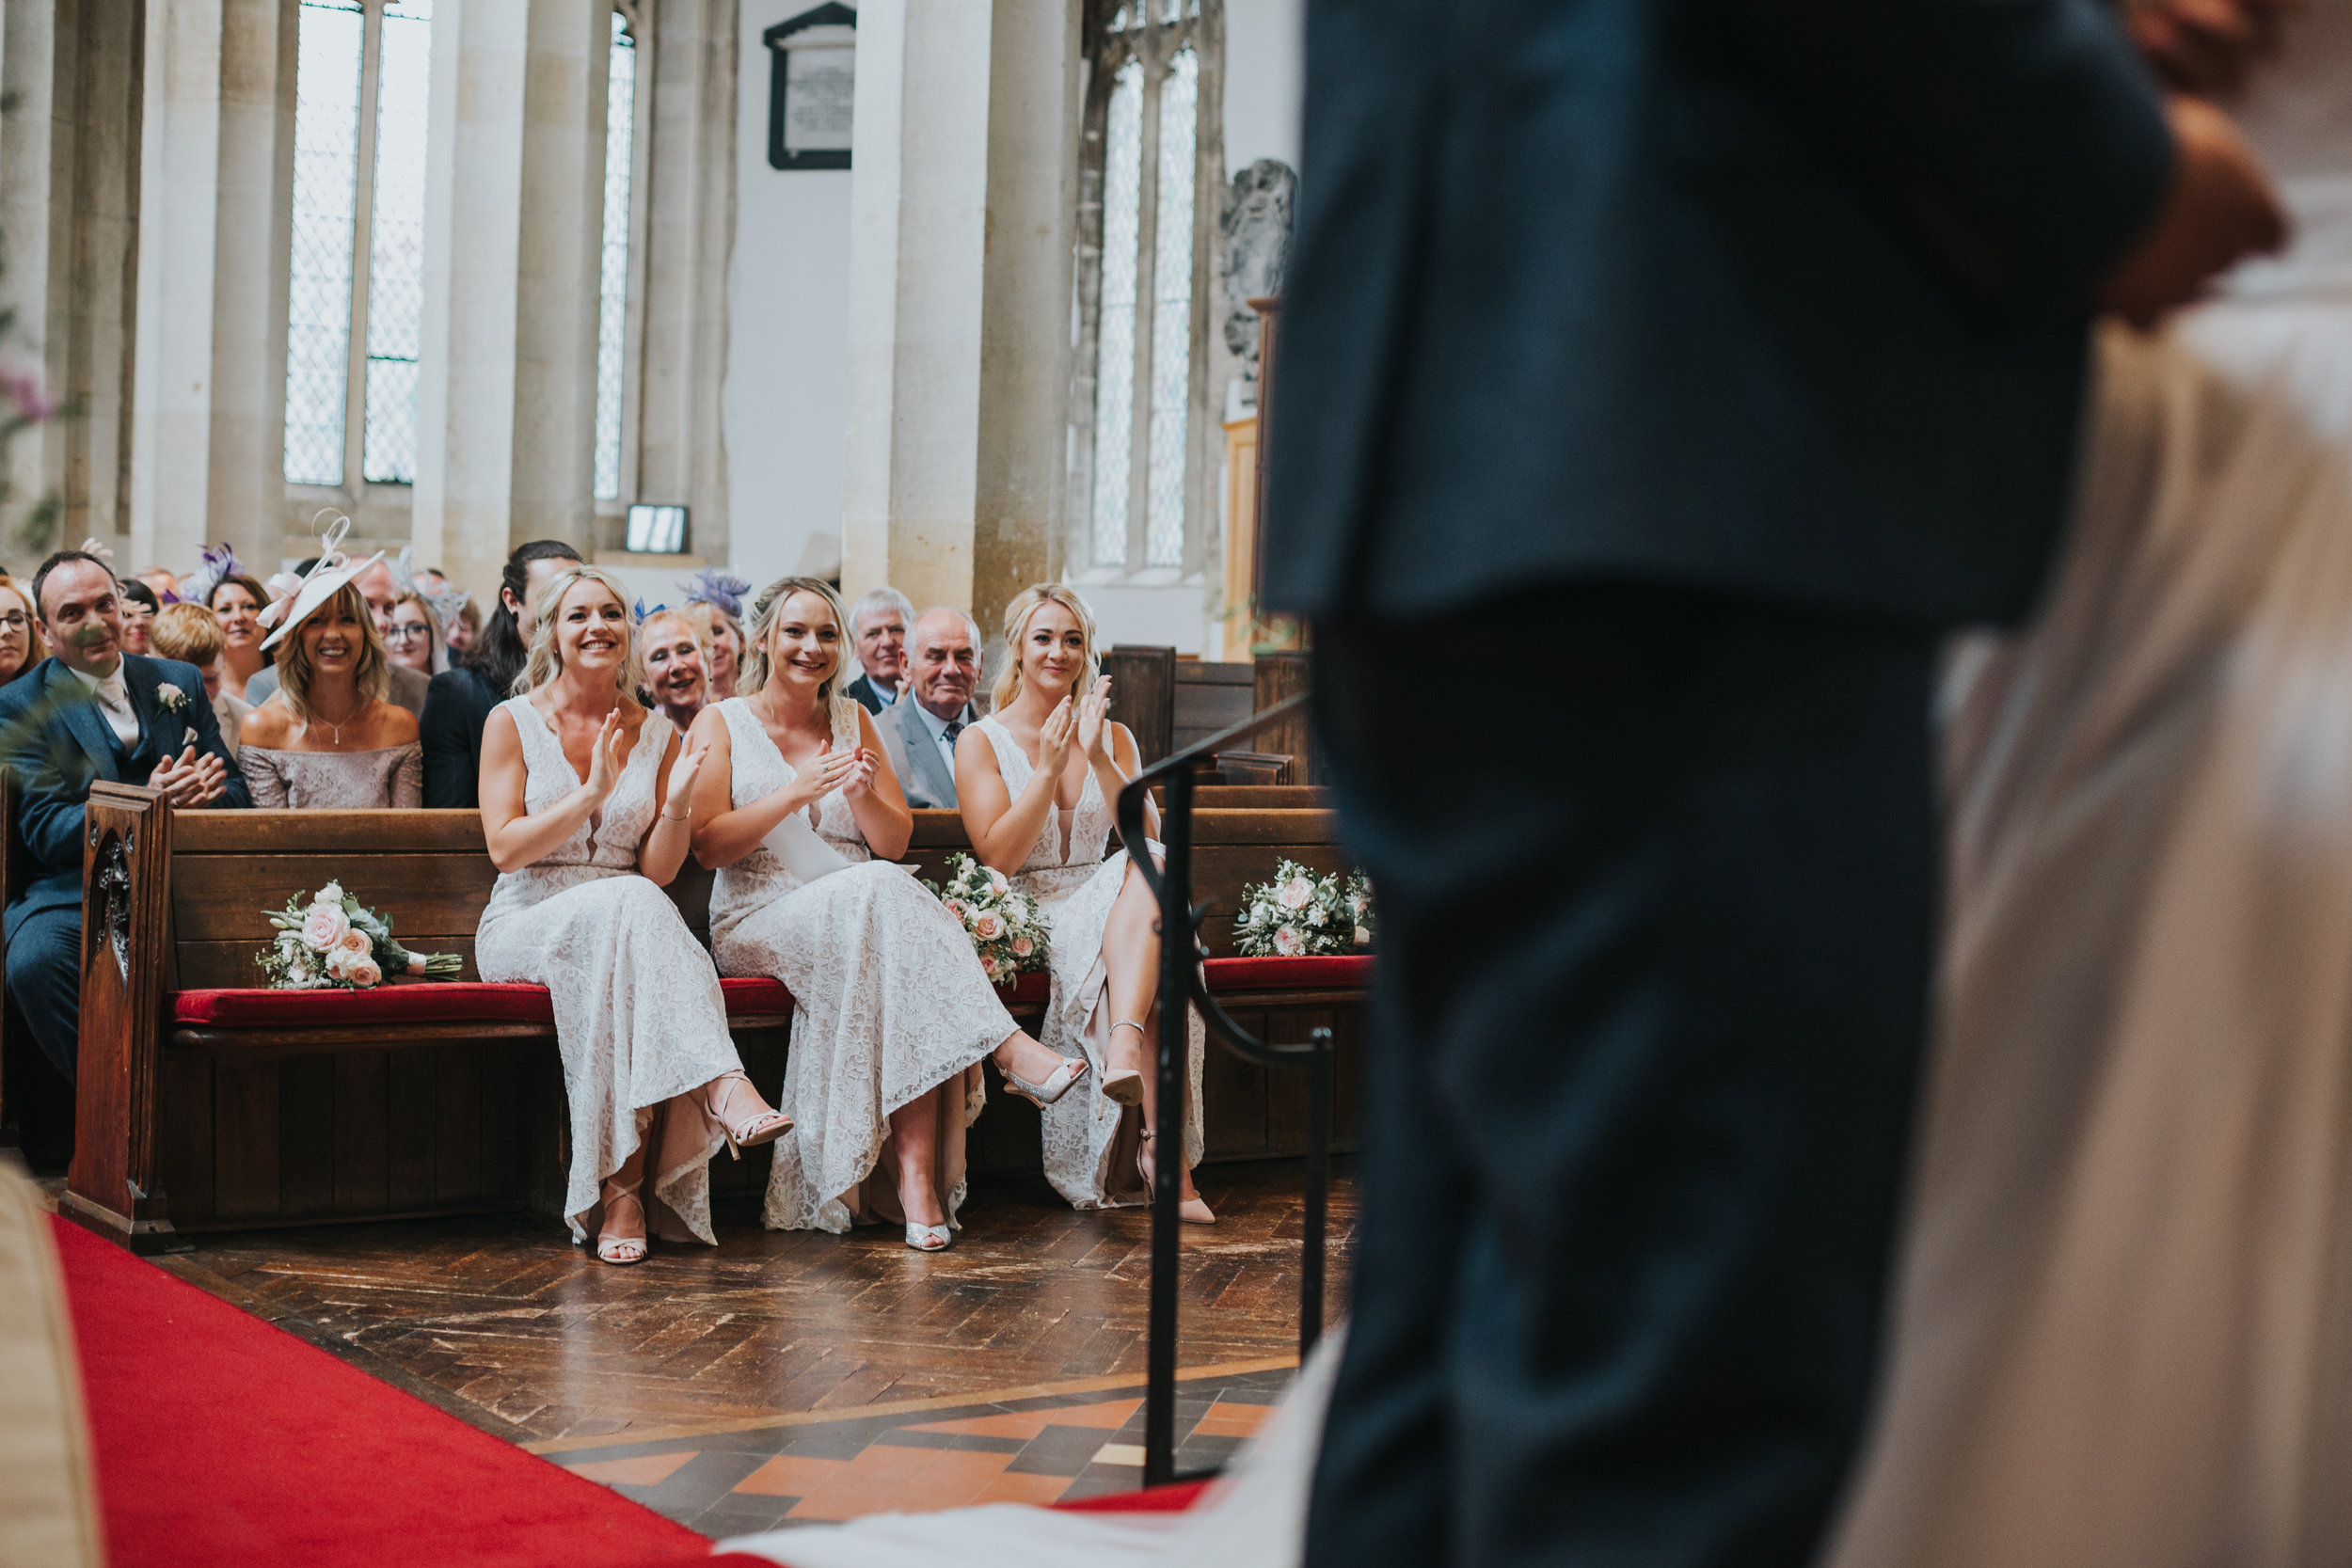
[51,1215,719,1568]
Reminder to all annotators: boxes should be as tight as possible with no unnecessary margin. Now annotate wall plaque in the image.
[765,4,856,171]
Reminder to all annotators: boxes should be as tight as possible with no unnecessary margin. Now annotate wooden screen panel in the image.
[1102,646,1176,764]
[1173,663,1253,754]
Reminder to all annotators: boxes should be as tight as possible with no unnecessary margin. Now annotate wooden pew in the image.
[60,789,1370,1248]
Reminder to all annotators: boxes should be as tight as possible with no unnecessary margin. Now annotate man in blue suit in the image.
[1,551,248,1106]
[1263,3,2286,1565]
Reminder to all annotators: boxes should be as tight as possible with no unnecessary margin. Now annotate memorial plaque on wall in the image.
[765,4,856,171]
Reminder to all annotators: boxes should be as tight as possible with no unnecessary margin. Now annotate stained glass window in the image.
[1145,47,1197,567]
[283,0,365,487]
[1089,60,1145,569]
[594,10,639,502]
[283,0,433,490]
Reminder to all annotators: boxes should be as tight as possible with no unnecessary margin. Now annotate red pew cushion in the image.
[1201,954,1373,990]
[172,983,558,1028]
[167,957,1352,1031]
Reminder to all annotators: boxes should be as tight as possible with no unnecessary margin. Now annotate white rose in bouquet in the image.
[337,927,372,956]
[315,881,345,906]
[987,868,1009,895]
[1279,877,1313,911]
[1273,926,1303,956]
[303,902,351,951]
[344,953,382,989]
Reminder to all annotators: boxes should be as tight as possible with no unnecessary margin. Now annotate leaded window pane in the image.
[361,0,432,483]
[1145,47,1197,568]
[594,10,638,503]
[1089,58,1145,568]
[283,0,365,487]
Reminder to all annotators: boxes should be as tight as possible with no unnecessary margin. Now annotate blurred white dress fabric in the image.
[1823,11,2352,1564]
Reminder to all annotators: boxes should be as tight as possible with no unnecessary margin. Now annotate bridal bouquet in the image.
[1235,860,1374,958]
[928,853,1051,986]
[255,881,463,990]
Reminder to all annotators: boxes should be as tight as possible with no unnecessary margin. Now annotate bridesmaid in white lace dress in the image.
[958,585,1209,1222]
[686,578,1089,1251]
[475,566,790,1266]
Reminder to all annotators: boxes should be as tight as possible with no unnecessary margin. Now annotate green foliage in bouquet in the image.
[925,853,1052,987]
[256,881,463,990]
[1235,859,1375,958]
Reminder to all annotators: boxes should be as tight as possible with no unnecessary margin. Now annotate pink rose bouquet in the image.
[257,881,462,990]
[924,853,1051,987]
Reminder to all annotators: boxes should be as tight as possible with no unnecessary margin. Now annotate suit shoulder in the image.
[0,661,52,720]
[135,653,205,691]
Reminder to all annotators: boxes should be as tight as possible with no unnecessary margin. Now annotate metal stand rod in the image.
[1301,1026,1331,1361]
[1142,766,1195,1488]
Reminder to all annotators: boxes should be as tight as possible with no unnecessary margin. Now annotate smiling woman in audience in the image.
[206,572,273,702]
[0,578,42,687]
[680,600,744,701]
[687,577,1090,1251]
[639,609,710,733]
[115,578,157,656]
[238,563,422,809]
[475,564,789,1266]
[384,590,443,677]
[958,584,1209,1222]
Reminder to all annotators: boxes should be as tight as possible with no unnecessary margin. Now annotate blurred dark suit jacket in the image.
[1263,0,2176,628]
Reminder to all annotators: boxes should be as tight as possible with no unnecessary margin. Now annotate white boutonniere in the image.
[155,682,187,714]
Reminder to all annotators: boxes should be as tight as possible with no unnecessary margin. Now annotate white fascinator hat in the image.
[259,513,385,655]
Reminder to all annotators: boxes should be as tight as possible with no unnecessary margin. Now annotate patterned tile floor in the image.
[542,1366,1294,1537]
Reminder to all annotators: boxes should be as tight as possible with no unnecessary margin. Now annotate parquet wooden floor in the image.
[153,1158,1356,1463]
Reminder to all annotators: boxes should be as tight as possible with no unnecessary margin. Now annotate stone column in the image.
[635,0,736,567]
[412,0,608,601]
[840,0,1080,630]
[124,0,296,577]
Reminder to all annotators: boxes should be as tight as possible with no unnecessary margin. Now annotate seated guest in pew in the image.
[204,570,274,703]
[877,607,981,809]
[114,578,157,656]
[477,564,791,1266]
[421,539,581,808]
[238,557,422,809]
[842,587,913,713]
[0,576,44,688]
[0,549,249,1095]
[957,584,1212,1223]
[686,577,1098,1252]
[678,597,745,702]
[384,589,446,678]
[149,603,247,760]
[244,554,430,718]
[638,608,711,735]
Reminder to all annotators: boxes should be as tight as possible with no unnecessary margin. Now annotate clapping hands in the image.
[668,736,712,808]
[580,710,629,806]
[1076,676,1113,765]
[150,742,229,808]
[785,741,864,816]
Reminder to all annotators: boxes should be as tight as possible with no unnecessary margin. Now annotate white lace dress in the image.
[473,697,746,1247]
[972,715,1203,1211]
[707,697,1013,1234]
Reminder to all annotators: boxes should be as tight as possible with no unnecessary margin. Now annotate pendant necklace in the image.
[312,696,361,747]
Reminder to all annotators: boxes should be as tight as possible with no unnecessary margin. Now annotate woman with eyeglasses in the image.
[386,590,444,677]
[0,578,43,688]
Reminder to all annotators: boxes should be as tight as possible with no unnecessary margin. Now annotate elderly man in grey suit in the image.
[878,608,981,808]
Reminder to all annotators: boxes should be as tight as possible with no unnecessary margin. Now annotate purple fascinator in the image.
[677,569,751,621]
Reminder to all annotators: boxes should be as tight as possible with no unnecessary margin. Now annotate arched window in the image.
[1075,0,1216,578]
[283,0,433,490]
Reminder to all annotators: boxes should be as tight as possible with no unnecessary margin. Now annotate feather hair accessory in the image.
[677,568,751,621]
